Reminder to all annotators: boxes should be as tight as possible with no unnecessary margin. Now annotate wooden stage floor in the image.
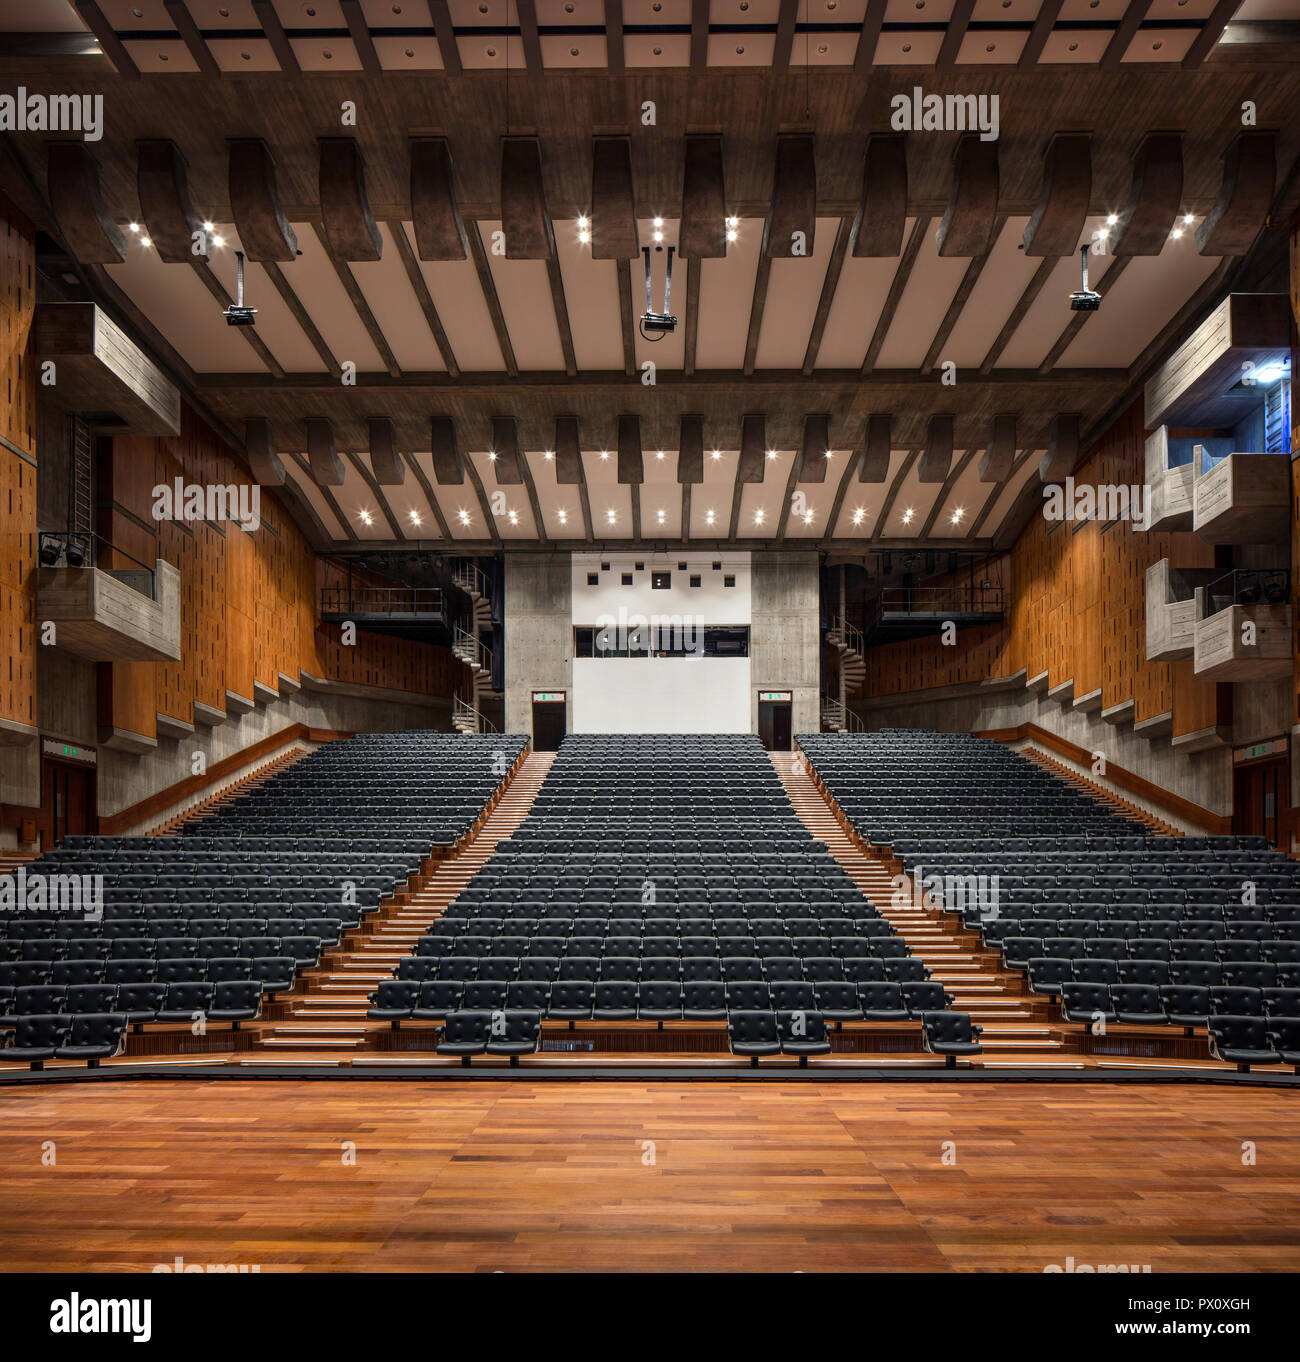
[1,1079,1298,1273]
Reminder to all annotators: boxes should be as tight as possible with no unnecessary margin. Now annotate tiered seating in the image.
[798,730,1300,1070]
[0,732,526,1067]
[381,734,956,1062]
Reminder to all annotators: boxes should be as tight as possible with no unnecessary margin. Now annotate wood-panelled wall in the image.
[0,197,36,734]
[97,411,469,743]
[866,401,1223,741]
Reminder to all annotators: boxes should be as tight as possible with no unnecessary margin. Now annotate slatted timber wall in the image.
[0,198,36,733]
[98,409,467,743]
[867,400,1221,739]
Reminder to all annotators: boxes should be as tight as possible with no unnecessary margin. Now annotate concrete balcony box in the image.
[1192,451,1290,544]
[36,560,180,662]
[1192,597,1292,682]
[1145,559,1217,662]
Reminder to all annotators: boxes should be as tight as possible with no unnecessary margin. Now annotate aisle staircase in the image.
[773,749,1069,1065]
[252,751,554,1054]
[152,747,311,835]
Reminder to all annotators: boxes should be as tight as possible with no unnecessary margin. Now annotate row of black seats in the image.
[1026,959,1300,993]
[0,957,296,989]
[1,1014,128,1070]
[1056,981,1300,1029]
[368,977,953,1027]
[397,954,928,983]
[1,982,262,1034]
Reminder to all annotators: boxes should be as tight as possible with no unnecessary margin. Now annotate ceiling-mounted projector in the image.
[639,245,677,340]
[1069,243,1100,313]
[223,250,258,327]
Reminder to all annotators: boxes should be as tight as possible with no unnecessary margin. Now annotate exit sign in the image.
[759,691,792,702]
[41,739,97,765]
[532,692,565,703]
[1234,736,1287,764]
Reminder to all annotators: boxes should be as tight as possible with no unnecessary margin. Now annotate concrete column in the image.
[750,551,820,735]
[504,553,573,737]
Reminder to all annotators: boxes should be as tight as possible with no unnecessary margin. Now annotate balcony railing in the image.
[874,584,1005,619]
[1200,568,1290,619]
[320,585,445,617]
[39,530,156,601]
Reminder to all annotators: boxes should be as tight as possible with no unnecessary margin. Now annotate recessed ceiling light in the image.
[359,509,373,525]
[211,235,225,248]
[606,509,616,523]
[577,215,589,229]
[140,237,152,248]
[458,509,471,525]
[1182,213,1194,225]
[902,508,914,524]
[653,216,664,228]
[487,450,497,461]
[578,230,590,244]
[202,220,214,232]
[705,509,716,525]
[851,507,865,526]
[653,230,664,243]
[557,509,568,524]
[803,511,814,525]
[726,229,738,243]
[544,450,553,460]
[128,222,139,233]
[600,450,609,460]
[824,450,832,459]
[1106,213,1118,226]
[754,508,766,524]
[655,450,664,460]
[508,510,519,525]
[1171,227,1183,239]
[409,510,422,526]
[727,216,739,228]
[656,509,665,523]
[766,449,777,460]
[710,449,721,461]
[951,507,964,523]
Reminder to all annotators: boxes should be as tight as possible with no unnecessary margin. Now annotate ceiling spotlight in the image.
[803,511,814,525]
[140,237,152,248]
[557,508,568,524]
[705,509,716,525]
[577,215,589,229]
[544,450,554,460]
[128,222,139,233]
[653,230,664,243]
[902,507,914,524]
[600,450,609,460]
[726,229,738,243]
[578,229,590,244]
[1182,213,1194,225]
[851,507,865,526]
[824,450,832,459]
[711,449,721,461]
[1171,227,1183,240]
[754,508,766,525]
[211,234,225,248]
[457,509,471,525]
[951,507,965,523]
[488,450,497,461]
[358,509,373,525]
[507,510,519,525]
[653,216,664,228]
[655,450,665,460]
[656,509,665,523]
[1106,213,1118,226]
[409,510,422,526]
[766,449,777,460]
[606,508,616,523]
[727,216,739,229]
[202,220,215,232]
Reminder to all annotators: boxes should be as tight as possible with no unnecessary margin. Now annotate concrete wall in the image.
[750,551,821,735]
[504,553,573,736]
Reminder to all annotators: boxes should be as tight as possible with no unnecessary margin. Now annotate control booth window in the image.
[574,625,749,659]
[651,571,671,589]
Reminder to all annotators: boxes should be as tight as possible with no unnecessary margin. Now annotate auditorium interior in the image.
[1,0,1300,1286]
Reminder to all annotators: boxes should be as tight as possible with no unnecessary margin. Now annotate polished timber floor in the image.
[1,1080,1298,1272]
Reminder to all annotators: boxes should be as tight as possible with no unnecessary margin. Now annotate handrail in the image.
[873,584,1005,621]
[830,614,864,656]
[320,585,444,616]
[39,530,156,600]
[821,695,863,733]
[453,623,494,674]
[453,693,498,733]
[453,558,491,602]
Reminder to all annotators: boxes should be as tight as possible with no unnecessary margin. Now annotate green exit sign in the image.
[532,692,564,703]
[759,691,792,702]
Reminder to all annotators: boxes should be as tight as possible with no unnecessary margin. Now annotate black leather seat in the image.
[55,1012,127,1067]
[1207,1015,1280,1072]
[776,1009,830,1065]
[436,1009,492,1064]
[1265,1017,1300,1072]
[3,1013,71,1069]
[920,1011,983,1067]
[726,1010,780,1064]
[367,979,420,1027]
[209,981,262,1026]
[485,1009,541,1064]
[412,980,463,1020]
[1110,984,1166,1026]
